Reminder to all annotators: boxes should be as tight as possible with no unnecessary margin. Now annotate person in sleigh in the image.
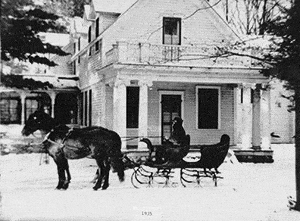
[163,117,190,165]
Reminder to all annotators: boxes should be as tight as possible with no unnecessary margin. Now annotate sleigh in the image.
[128,134,230,188]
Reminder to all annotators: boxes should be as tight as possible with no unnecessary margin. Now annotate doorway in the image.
[160,92,183,143]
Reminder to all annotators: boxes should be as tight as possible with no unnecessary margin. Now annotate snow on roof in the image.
[70,17,86,34]
[93,0,138,14]
[38,32,69,47]
[239,35,277,49]
[22,74,78,89]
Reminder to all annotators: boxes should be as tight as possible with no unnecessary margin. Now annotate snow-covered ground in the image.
[1,144,300,221]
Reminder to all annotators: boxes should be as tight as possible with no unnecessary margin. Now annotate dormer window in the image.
[163,17,181,45]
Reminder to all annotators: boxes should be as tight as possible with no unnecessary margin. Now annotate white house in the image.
[66,0,274,162]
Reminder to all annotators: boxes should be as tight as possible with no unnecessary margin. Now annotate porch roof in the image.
[99,62,269,86]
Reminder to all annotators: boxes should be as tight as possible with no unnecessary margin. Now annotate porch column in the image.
[252,85,261,149]
[49,92,56,118]
[235,86,242,145]
[20,92,26,125]
[241,84,253,149]
[261,86,271,149]
[113,80,127,149]
[138,80,153,149]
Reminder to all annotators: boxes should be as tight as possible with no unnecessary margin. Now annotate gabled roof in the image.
[92,0,138,14]
[98,0,240,44]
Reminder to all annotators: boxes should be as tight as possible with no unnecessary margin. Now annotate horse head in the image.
[22,110,56,136]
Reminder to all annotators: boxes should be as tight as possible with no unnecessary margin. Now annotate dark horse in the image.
[22,110,125,190]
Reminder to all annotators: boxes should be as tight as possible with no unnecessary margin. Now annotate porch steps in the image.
[233,149,274,163]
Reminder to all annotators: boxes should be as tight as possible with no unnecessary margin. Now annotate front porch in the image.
[100,65,273,163]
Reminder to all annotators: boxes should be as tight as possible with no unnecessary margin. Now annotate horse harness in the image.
[44,128,82,150]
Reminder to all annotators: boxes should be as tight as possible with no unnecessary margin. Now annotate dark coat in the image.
[169,117,186,146]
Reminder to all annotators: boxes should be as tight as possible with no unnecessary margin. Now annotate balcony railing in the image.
[105,42,262,68]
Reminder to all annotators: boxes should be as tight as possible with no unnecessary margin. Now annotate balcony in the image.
[105,41,262,68]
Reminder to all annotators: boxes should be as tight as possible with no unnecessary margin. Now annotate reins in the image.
[120,135,163,141]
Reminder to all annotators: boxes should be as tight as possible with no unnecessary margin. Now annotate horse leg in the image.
[62,159,71,190]
[55,163,66,190]
[101,160,111,190]
[93,159,104,190]
[91,169,99,183]
[54,154,71,190]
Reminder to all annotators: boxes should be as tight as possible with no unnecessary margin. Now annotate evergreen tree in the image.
[1,0,68,66]
[264,0,300,211]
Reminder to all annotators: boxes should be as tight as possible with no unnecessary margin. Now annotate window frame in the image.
[196,86,221,130]
[162,17,182,45]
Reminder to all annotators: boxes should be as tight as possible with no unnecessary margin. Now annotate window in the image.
[78,37,81,51]
[73,61,76,75]
[25,98,39,120]
[95,39,102,52]
[95,18,99,38]
[88,26,91,43]
[80,90,92,126]
[197,87,220,129]
[79,92,84,125]
[127,87,139,128]
[0,96,21,124]
[163,17,181,45]
[89,89,92,126]
[84,91,88,126]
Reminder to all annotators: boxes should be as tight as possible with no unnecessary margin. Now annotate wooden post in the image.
[113,79,127,149]
[241,84,252,149]
[252,86,261,149]
[138,80,152,149]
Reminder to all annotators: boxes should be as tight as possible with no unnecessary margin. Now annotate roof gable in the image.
[100,0,241,46]
[92,0,138,14]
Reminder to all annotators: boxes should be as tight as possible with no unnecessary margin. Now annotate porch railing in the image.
[105,41,262,68]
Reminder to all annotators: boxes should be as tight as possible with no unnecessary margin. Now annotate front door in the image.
[161,94,182,143]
